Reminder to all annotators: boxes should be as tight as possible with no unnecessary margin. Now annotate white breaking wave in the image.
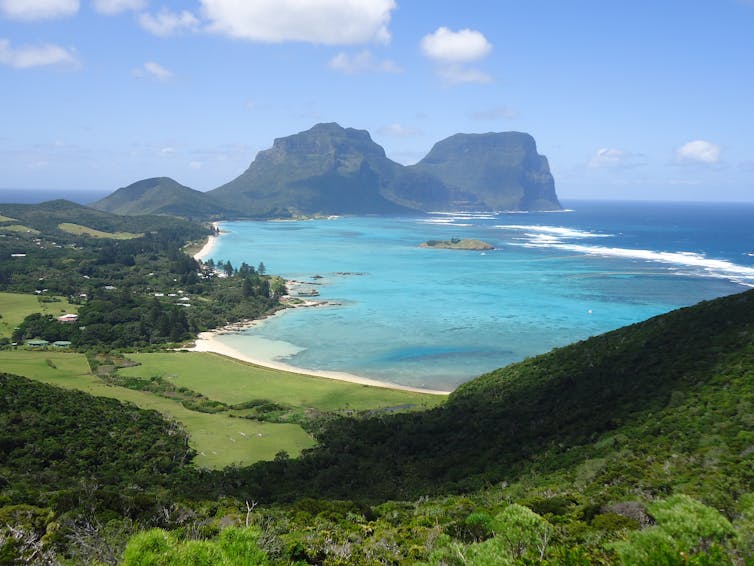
[495,225,611,240]
[496,224,754,287]
[420,218,457,224]
[527,241,754,287]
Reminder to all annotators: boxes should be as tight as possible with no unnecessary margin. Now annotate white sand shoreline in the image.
[193,222,221,261]
[187,220,450,396]
[187,328,451,396]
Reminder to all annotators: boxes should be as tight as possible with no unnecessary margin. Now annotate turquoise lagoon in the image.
[207,200,754,391]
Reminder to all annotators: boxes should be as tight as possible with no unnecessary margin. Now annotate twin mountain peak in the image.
[94,122,561,219]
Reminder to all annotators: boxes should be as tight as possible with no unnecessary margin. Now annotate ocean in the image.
[206,200,754,391]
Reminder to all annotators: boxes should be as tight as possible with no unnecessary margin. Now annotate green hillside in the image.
[0,198,206,239]
[92,177,233,220]
[209,288,754,507]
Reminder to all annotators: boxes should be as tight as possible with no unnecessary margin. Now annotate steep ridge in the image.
[406,131,560,211]
[209,123,413,216]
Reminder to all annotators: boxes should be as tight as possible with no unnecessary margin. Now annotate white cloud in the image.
[200,0,396,45]
[92,0,145,15]
[139,8,199,37]
[420,27,492,84]
[470,106,519,121]
[588,148,645,169]
[133,61,174,81]
[437,65,491,85]
[378,124,420,137]
[0,38,79,68]
[675,140,721,165]
[0,0,78,20]
[328,50,400,74]
[420,27,492,63]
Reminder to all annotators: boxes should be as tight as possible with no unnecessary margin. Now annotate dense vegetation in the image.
[0,200,282,349]
[2,284,754,563]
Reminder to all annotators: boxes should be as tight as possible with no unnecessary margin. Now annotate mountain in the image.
[209,123,413,217]
[94,124,562,219]
[406,131,561,211]
[211,124,561,216]
[92,177,232,220]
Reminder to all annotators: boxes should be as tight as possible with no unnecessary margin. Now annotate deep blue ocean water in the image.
[208,200,754,390]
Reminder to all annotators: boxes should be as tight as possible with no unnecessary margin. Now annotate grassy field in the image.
[0,214,18,222]
[0,350,315,468]
[58,222,141,239]
[1,224,40,235]
[119,351,445,411]
[1,349,445,469]
[0,292,78,339]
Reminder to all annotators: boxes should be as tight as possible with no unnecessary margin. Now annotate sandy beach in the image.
[193,222,221,261]
[188,220,449,395]
[188,329,451,396]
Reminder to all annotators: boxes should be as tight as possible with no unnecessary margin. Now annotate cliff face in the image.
[102,124,562,218]
[209,123,412,216]
[405,132,561,211]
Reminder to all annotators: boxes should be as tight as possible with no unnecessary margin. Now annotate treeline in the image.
[0,373,199,564]
[1,201,285,349]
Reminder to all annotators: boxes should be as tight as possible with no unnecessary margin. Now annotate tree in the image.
[257,262,266,275]
[224,261,234,277]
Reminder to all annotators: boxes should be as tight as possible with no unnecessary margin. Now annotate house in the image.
[26,339,49,347]
[57,313,79,323]
[53,341,72,348]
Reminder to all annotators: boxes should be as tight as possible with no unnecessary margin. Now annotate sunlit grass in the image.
[0,292,78,339]
[120,351,445,411]
[58,222,141,239]
[0,350,314,468]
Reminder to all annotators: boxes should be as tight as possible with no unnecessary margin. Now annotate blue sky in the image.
[1,0,753,201]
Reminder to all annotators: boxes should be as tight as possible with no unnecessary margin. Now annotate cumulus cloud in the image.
[675,140,721,165]
[0,0,78,20]
[92,0,145,15]
[328,50,400,74]
[139,8,199,36]
[420,27,492,84]
[588,148,646,169]
[0,38,79,68]
[378,123,420,137]
[200,0,396,45]
[420,27,492,63]
[133,61,174,81]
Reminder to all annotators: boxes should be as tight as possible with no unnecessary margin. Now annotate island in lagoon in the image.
[420,237,495,250]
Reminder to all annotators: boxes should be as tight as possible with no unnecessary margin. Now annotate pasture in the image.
[0,292,78,339]
[119,351,444,412]
[58,222,141,239]
[0,350,315,468]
